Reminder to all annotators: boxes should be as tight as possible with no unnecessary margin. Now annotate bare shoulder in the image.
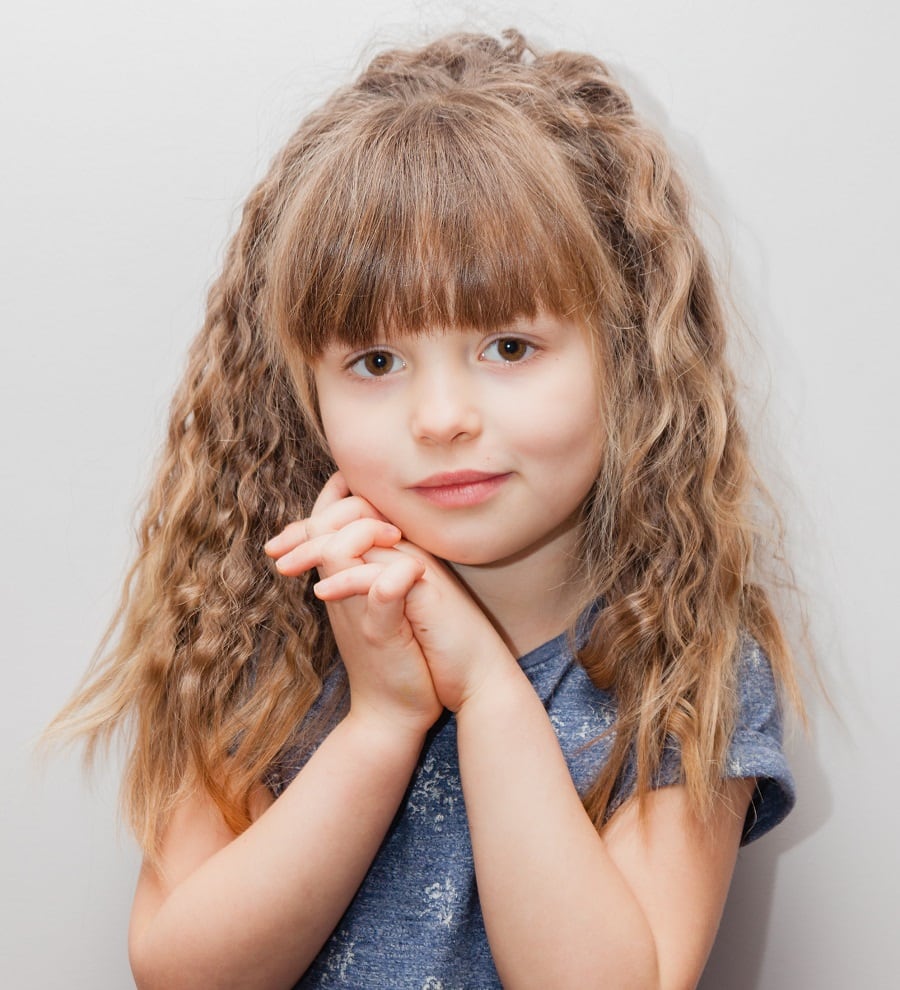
[602,778,756,989]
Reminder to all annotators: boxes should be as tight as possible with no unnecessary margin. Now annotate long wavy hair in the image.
[47,29,801,860]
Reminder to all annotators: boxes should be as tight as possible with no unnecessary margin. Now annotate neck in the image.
[449,519,587,658]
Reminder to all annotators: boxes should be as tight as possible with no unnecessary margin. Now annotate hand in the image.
[265,473,443,736]
[315,539,517,713]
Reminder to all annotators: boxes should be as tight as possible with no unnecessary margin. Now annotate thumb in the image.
[363,555,426,643]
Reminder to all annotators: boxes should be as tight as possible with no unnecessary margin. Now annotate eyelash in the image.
[480,337,536,364]
[344,336,537,379]
[346,350,405,378]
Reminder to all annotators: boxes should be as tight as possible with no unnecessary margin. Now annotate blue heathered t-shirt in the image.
[268,624,794,989]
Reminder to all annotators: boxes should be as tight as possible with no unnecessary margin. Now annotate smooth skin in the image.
[129,316,754,990]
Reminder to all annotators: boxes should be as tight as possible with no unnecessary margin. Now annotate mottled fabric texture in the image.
[268,622,794,989]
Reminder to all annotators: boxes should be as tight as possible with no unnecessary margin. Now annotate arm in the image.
[130,715,429,990]
[313,529,751,988]
[129,475,443,990]
[455,660,753,990]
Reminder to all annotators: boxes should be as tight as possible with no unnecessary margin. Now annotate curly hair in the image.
[47,29,801,859]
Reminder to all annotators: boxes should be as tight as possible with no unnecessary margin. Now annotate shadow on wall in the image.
[608,59,837,990]
[699,731,830,989]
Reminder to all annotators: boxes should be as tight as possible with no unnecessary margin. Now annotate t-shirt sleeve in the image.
[726,634,796,844]
[608,634,795,844]
[263,662,349,799]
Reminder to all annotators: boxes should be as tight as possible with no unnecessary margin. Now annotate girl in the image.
[50,29,799,989]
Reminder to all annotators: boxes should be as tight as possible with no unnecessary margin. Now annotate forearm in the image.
[456,664,660,990]
[130,714,426,990]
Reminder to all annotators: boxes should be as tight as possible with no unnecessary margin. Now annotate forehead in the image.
[266,93,610,361]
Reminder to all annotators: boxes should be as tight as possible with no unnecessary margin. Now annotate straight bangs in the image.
[267,92,612,358]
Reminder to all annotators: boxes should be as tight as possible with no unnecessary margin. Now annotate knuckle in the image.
[316,536,348,573]
[359,612,391,646]
[369,582,394,606]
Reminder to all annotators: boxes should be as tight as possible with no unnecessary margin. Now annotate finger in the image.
[313,555,425,603]
[310,471,352,514]
[263,520,308,557]
[265,498,383,558]
[265,479,393,557]
[369,555,428,605]
[264,474,351,556]
[361,541,445,578]
[383,538,439,568]
[308,494,391,537]
[313,562,386,600]
[363,557,427,643]
[275,519,402,576]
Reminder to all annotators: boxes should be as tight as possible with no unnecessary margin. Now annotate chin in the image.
[440,552,496,568]
[426,540,515,569]
[401,533,488,567]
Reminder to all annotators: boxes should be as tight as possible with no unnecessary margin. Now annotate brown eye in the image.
[483,337,534,363]
[350,350,402,377]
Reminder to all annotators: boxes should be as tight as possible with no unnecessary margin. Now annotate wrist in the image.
[454,655,529,716]
[342,703,437,758]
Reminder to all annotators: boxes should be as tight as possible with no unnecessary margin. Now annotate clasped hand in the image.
[264,473,513,732]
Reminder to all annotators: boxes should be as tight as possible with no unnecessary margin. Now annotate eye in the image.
[482,337,535,363]
[348,350,404,378]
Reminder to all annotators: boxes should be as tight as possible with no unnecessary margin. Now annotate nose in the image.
[410,366,482,444]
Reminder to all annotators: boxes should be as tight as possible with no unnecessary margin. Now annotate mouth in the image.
[409,470,512,508]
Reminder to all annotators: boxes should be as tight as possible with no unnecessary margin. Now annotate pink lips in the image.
[410,470,511,508]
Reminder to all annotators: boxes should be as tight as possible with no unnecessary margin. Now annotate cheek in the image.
[324,430,377,482]
[524,376,603,458]
[318,403,357,469]
[534,395,604,498]
[320,415,397,504]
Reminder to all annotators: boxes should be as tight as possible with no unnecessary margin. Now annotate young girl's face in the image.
[311,314,604,570]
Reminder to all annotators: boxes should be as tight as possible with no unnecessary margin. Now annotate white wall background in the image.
[2,1,896,986]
